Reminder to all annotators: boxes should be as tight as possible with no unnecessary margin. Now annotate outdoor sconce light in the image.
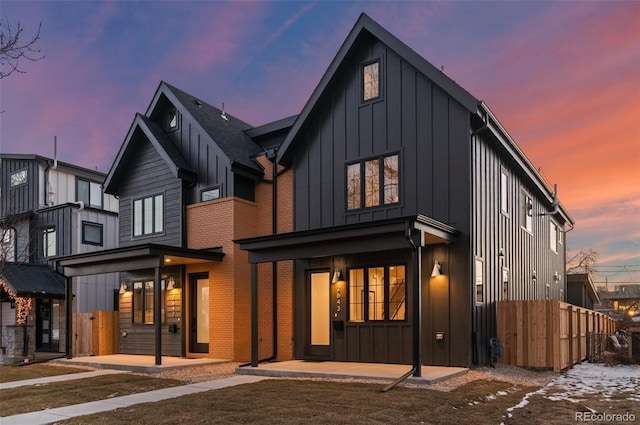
[532,270,537,282]
[332,270,343,283]
[499,248,505,260]
[119,282,129,294]
[431,260,442,277]
[554,271,560,282]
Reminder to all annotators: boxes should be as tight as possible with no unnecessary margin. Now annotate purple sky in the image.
[1,1,639,286]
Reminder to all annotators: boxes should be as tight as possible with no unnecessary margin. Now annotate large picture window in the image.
[133,194,164,237]
[132,280,166,324]
[349,265,405,322]
[346,154,399,210]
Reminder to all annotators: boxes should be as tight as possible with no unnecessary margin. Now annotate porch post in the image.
[407,226,423,378]
[251,262,258,367]
[65,276,73,359]
[154,266,162,366]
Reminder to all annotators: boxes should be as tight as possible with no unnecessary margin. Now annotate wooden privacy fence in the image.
[497,300,616,372]
[72,311,119,357]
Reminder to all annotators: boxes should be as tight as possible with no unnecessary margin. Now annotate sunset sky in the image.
[1,1,638,286]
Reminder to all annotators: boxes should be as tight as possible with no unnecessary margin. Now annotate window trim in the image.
[361,58,383,104]
[500,168,509,216]
[131,280,167,324]
[81,221,103,246]
[521,190,533,234]
[166,108,179,132]
[76,178,103,209]
[41,226,57,258]
[10,169,28,188]
[475,258,484,305]
[348,264,406,322]
[550,220,559,253]
[201,185,222,202]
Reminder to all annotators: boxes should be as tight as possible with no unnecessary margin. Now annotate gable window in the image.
[133,194,164,237]
[363,61,380,101]
[166,109,178,131]
[521,191,533,233]
[346,153,399,210]
[42,227,56,258]
[500,169,509,215]
[77,179,103,209]
[132,280,166,324]
[10,169,27,187]
[349,265,405,322]
[82,221,103,246]
[1,228,16,262]
[550,221,558,253]
[201,185,221,202]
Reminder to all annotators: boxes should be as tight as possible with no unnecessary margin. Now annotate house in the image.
[0,154,118,363]
[566,273,600,310]
[57,13,573,370]
[237,13,573,370]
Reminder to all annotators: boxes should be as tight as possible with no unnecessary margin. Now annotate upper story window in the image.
[349,265,405,322]
[201,185,221,202]
[133,194,164,237]
[82,221,103,246]
[1,228,16,262]
[41,227,56,258]
[500,169,509,215]
[550,221,559,253]
[475,258,484,304]
[10,169,27,187]
[77,178,103,209]
[521,191,533,233]
[347,153,399,211]
[362,60,380,101]
[166,109,179,131]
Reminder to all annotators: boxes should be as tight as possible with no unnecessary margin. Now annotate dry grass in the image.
[0,373,183,416]
[60,378,535,425]
[0,364,89,383]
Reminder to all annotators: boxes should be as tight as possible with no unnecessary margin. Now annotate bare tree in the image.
[567,248,598,275]
[0,16,43,79]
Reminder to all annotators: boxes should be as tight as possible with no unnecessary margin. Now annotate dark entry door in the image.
[189,274,209,353]
[306,271,331,358]
[36,298,55,351]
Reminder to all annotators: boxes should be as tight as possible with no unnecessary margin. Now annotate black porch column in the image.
[408,227,423,377]
[251,262,258,367]
[154,266,162,366]
[65,276,73,359]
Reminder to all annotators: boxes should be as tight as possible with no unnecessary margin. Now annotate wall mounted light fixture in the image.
[119,282,129,294]
[332,270,343,283]
[554,271,560,282]
[431,260,442,277]
[532,270,537,282]
[166,277,176,290]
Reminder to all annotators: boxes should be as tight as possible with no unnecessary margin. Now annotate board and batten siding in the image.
[471,131,567,365]
[117,140,183,247]
[2,158,41,214]
[291,36,472,234]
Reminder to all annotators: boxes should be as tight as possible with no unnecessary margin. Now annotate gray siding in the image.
[1,158,41,214]
[117,140,183,247]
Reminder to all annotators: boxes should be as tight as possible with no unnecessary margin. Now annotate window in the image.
[545,283,550,300]
[521,192,533,232]
[166,109,178,131]
[346,154,399,210]
[502,267,509,301]
[363,61,380,101]
[82,221,103,245]
[42,227,56,258]
[550,221,558,253]
[77,179,103,209]
[201,186,221,202]
[348,265,405,322]
[10,169,27,187]
[500,169,508,214]
[475,258,484,304]
[1,228,16,262]
[133,194,164,237]
[132,280,166,324]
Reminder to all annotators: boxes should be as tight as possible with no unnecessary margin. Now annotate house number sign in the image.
[335,286,341,317]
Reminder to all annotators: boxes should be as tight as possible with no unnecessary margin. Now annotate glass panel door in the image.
[307,271,331,357]
[190,274,209,353]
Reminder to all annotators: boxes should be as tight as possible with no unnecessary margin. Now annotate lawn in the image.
[59,378,535,425]
[0,364,89,383]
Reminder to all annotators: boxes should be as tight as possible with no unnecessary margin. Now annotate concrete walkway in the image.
[0,369,124,390]
[1,375,266,425]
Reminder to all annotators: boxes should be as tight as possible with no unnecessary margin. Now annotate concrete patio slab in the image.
[51,354,230,373]
[236,360,468,385]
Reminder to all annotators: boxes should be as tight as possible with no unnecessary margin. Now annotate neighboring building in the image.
[0,154,118,362]
[58,13,573,369]
[566,273,599,310]
[594,284,640,322]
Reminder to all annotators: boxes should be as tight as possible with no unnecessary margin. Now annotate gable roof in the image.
[277,13,478,165]
[104,113,195,195]
[158,82,264,174]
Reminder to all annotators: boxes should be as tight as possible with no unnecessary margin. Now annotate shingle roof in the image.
[0,263,66,299]
[163,82,263,173]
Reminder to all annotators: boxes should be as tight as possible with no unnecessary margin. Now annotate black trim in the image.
[81,221,103,246]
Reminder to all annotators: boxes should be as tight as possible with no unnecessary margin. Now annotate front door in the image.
[306,271,331,358]
[36,298,59,352]
[189,274,209,353]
